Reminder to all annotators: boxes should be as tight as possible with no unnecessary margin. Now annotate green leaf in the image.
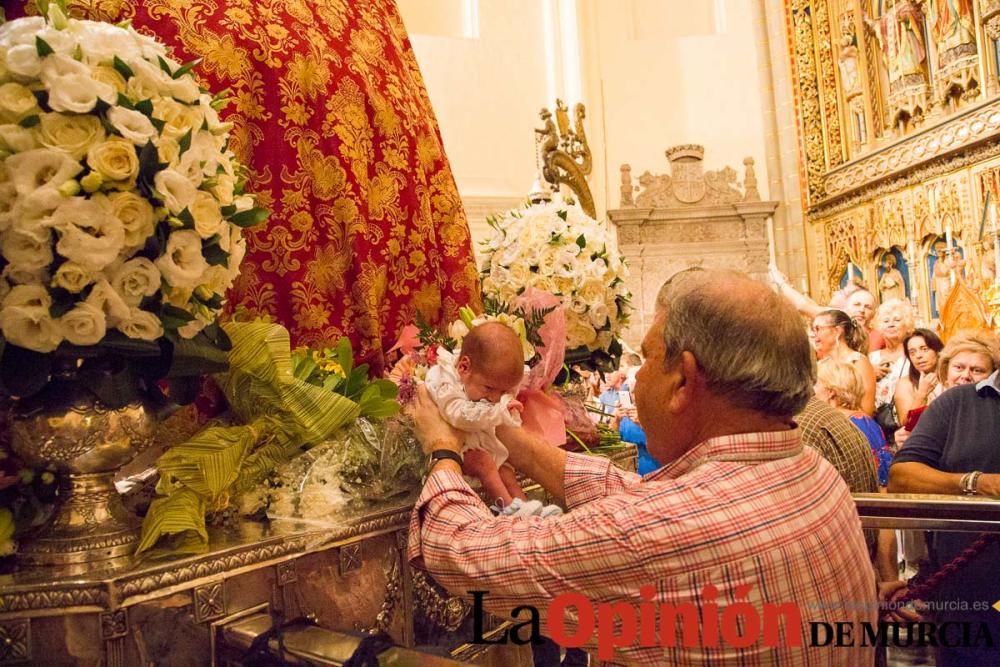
[150,117,167,133]
[78,362,142,410]
[172,57,202,80]
[136,488,208,556]
[178,128,192,154]
[228,207,269,228]
[221,204,237,217]
[135,98,154,117]
[32,90,49,110]
[115,94,135,110]
[168,335,229,377]
[157,55,173,77]
[335,337,354,378]
[48,288,76,318]
[160,303,196,328]
[35,36,53,57]
[557,209,568,221]
[17,115,39,128]
[113,55,134,80]
[203,244,229,267]
[576,234,587,249]
[136,141,162,198]
[95,330,162,357]
[177,207,194,226]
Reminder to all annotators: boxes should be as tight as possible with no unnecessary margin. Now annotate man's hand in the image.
[977,473,1000,497]
[878,581,926,623]
[408,385,464,455]
[894,428,910,449]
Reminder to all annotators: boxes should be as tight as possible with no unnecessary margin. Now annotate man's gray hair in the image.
[657,269,816,417]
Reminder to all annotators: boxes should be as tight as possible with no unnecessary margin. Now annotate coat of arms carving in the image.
[667,145,707,204]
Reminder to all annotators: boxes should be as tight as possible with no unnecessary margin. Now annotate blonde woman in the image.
[869,299,914,387]
[809,309,877,415]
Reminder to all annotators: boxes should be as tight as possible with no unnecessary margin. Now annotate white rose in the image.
[154,169,196,214]
[85,279,130,326]
[59,302,106,346]
[189,191,223,239]
[199,265,231,295]
[155,230,209,289]
[51,196,124,272]
[508,262,531,286]
[227,230,246,278]
[566,317,598,350]
[39,54,90,88]
[154,136,180,167]
[38,113,106,160]
[0,18,46,49]
[2,284,50,309]
[588,303,610,328]
[87,137,140,182]
[578,280,608,306]
[106,107,157,146]
[3,45,41,80]
[0,82,39,123]
[117,306,163,340]
[210,173,235,206]
[2,226,52,272]
[2,266,48,286]
[233,194,254,212]
[175,150,204,188]
[47,74,114,114]
[74,21,142,66]
[169,76,201,103]
[108,191,156,248]
[5,148,82,196]
[52,261,94,294]
[111,257,161,306]
[35,26,76,55]
[0,124,38,153]
[0,305,62,352]
[129,29,167,60]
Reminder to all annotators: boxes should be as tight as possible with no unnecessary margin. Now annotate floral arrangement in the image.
[480,198,630,368]
[0,3,266,402]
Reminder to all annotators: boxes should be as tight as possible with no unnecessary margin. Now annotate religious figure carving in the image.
[535,101,595,218]
[931,240,966,314]
[865,1,930,128]
[878,253,907,303]
[927,0,980,105]
[838,12,862,98]
[929,0,976,53]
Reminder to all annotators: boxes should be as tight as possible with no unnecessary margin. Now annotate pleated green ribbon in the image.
[136,322,361,557]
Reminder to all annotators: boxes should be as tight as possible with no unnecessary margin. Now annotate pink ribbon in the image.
[512,289,568,446]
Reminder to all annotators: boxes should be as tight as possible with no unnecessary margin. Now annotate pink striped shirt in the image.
[408,429,877,665]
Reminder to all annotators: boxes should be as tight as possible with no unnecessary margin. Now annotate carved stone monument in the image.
[611,146,778,347]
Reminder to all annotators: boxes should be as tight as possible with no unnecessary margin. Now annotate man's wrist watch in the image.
[428,449,463,470]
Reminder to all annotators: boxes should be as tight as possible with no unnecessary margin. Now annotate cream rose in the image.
[106,107,157,146]
[2,284,50,309]
[566,318,598,350]
[175,150,204,188]
[577,279,608,307]
[51,196,124,272]
[162,284,193,309]
[5,148,82,196]
[52,261,94,294]
[108,191,155,248]
[0,82,39,122]
[154,169,196,214]
[0,279,8,304]
[0,124,38,153]
[154,137,181,167]
[177,316,207,339]
[155,230,209,289]
[85,279,130,326]
[0,305,62,352]
[87,137,140,182]
[117,307,163,341]
[47,74,114,114]
[190,191,223,239]
[2,226,52,272]
[153,98,204,141]
[2,266,48,286]
[90,65,127,94]
[59,302,106,346]
[38,113,106,160]
[111,257,161,306]
[209,172,235,206]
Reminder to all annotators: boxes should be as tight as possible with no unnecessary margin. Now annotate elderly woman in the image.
[809,309,877,415]
[869,299,914,387]
[889,330,1000,666]
[892,329,944,429]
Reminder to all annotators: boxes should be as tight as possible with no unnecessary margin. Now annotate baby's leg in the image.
[463,449,514,505]
[499,463,528,501]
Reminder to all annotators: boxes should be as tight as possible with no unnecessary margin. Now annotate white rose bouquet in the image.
[480,198,630,369]
[0,3,266,403]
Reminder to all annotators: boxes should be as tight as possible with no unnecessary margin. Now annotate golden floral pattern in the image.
[12,0,481,372]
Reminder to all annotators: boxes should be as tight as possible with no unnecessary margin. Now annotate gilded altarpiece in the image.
[786,0,1000,325]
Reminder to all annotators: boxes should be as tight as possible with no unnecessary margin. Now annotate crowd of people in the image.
[406,268,1000,666]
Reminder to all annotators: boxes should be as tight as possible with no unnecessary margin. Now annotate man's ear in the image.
[668,351,701,413]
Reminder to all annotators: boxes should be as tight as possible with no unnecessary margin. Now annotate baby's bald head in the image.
[456,322,525,401]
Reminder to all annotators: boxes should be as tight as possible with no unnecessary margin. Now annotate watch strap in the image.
[430,449,463,467]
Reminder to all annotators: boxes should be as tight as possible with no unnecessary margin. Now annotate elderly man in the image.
[408,270,876,664]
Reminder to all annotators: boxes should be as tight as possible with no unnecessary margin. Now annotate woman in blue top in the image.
[815,359,892,485]
[611,404,660,474]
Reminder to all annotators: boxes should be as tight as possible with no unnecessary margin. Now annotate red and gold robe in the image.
[9,0,482,373]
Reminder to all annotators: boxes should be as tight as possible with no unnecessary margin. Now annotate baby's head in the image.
[455,321,525,402]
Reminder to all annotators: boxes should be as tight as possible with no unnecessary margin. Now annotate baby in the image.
[424,321,561,518]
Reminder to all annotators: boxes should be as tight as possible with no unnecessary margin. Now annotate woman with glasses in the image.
[810,309,877,415]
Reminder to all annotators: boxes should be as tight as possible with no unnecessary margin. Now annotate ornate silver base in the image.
[18,473,137,575]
